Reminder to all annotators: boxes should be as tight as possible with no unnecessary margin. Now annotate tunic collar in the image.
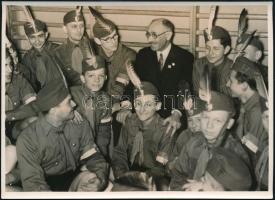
[40,115,66,136]
[242,92,259,112]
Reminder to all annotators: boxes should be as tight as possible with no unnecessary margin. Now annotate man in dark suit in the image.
[118,18,194,135]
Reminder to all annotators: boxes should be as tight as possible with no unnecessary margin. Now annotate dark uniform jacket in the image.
[54,36,91,86]
[5,73,36,112]
[192,56,232,96]
[132,44,194,119]
[70,85,112,159]
[16,116,108,191]
[21,42,64,92]
[96,43,136,100]
[112,113,171,178]
[170,131,250,191]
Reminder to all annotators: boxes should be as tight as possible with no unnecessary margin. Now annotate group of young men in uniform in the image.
[5,6,269,192]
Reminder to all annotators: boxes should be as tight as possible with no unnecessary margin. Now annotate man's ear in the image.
[226,118,235,129]
[45,32,49,40]
[224,45,231,55]
[156,102,162,111]
[241,81,249,91]
[80,75,86,84]
[255,50,263,62]
[165,31,173,41]
[94,37,102,45]
[63,26,68,34]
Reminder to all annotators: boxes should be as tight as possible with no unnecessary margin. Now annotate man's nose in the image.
[71,100,76,108]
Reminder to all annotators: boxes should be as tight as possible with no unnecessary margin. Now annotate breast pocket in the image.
[69,138,81,158]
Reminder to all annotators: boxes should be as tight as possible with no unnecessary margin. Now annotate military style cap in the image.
[238,33,264,51]
[35,79,69,112]
[185,96,206,117]
[82,56,106,74]
[63,10,84,25]
[205,91,235,116]
[206,147,252,191]
[203,26,231,44]
[24,19,47,36]
[232,56,260,79]
[134,81,160,99]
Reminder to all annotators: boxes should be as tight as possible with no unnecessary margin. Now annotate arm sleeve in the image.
[79,120,109,186]
[16,134,50,191]
[169,145,190,191]
[19,76,36,105]
[111,124,130,179]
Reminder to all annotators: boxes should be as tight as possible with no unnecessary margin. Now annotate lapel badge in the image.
[168,65,171,69]
[172,62,175,66]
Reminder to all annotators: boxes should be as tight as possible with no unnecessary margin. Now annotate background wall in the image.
[6,4,269,65]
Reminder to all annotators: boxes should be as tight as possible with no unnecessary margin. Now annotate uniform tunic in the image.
[16,116,108,191]
[112,113,171,178]
[54,37,92,86]
[170,131,250,191]
[192,57,232,96]
[96,43,136,99]
[70,85,112,159]
[238,92,268,167]
[21,42,63,92]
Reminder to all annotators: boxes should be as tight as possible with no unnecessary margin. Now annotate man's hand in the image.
[72,110,83,124]
[116,109,132,125]
[163,111,181,136]
[182,179,204,191]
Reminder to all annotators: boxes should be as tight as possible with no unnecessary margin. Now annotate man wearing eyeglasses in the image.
[124,18,194,136]
[92,12,136,101]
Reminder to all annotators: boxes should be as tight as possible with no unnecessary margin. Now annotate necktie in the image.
[71,46,83,74]
[211,66,218,91]
[193,145,211,180]
[130,128,144,166]
[57,131,77,171]
[158,53,164,70]
[236,106,245,140]
[35,55,47,87]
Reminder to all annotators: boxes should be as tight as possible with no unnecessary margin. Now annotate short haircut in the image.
[235,71,257,91]
[151,18,175,33]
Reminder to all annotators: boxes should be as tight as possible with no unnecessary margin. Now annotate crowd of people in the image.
[4,6,269,192]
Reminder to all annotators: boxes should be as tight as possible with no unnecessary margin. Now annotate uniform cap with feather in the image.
[125,59,159,98]
[23,6,44,35]
[203,6,218,41]
[63,8,84,25]
[236,9,248,47]
[82,56,106,74]
[89,7,117,39]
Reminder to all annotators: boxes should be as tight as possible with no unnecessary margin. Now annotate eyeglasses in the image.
[100,34,119,43]
[145,31,169,40]
[134,101,157,110]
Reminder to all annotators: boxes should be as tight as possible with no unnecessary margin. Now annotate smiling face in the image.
[99,30,119,54]
[200,110,229,143]
[205,39,229,66]
[134,95,161,123]
[81,68,106,92]
[64,21,85,43]
[146,20,172,52]
[27,31,48,50]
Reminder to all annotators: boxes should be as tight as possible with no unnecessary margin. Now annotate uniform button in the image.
[55,161,59,165]
[72,143,76,147]
[12,117,16,120]
[67,68,71,71]
[14,102,17,105]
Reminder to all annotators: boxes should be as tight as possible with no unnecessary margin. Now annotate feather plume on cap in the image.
[205,6,217,41]
[231,30,257,68]
[125,59,143,96]
[23,6,37,33]
[75,6,82,22]
[199,65,212,111]
[88,6,112,33]
[236,9,248,46]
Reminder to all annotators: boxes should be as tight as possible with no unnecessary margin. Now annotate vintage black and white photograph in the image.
[1,1,273,199]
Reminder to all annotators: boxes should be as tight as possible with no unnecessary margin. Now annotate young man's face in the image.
[99,30,119,54]
[81,68,106,92]
[27,31,48,50]
[56,95,76,121]
[5,56,13,83]
[262,110,269,132]
[199,171,225,191]
[226,70,243,98]
[188,114,201,133]
[236,44,260,63]
[206,39,228,66]
[200,110,229,143]
[64,21,84,43]
[146,21,171,52]
[134,95,160,122]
